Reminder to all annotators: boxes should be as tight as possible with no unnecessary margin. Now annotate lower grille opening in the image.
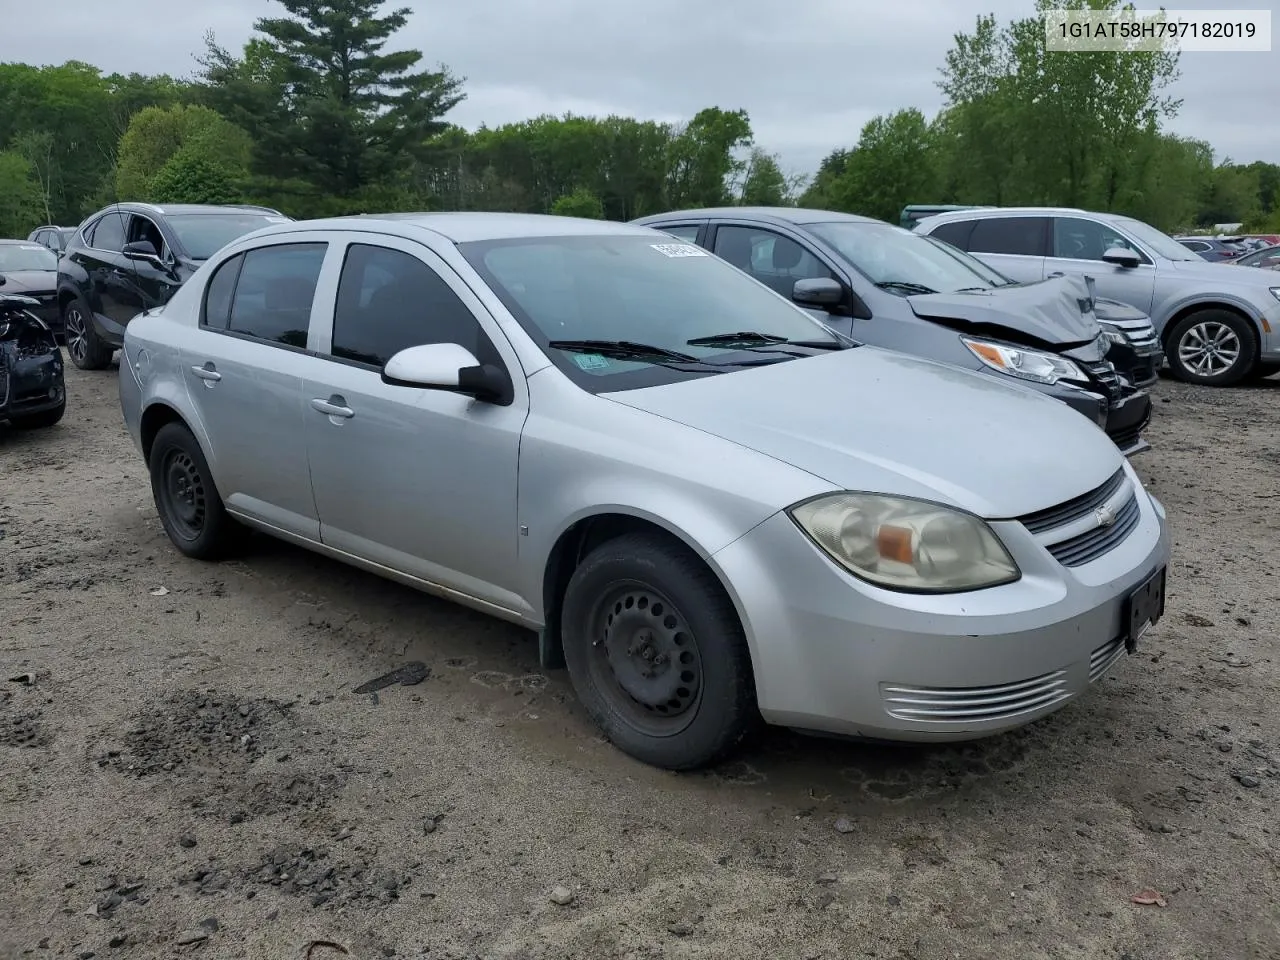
[1089,635,1126,683]
[881,670,1069,723]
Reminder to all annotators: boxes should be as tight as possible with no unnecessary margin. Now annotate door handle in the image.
[310,395,354,419]
[190,363,221,382]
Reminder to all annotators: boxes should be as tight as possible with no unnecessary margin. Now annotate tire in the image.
[560,532,757,770]
[148,422,244,560]
[62,296,113,370]
[9,400,65,430]
[1247,362,1280,382]
[1164,309,1258,386]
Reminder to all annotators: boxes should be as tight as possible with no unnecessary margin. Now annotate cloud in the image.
[3,0,1276,175]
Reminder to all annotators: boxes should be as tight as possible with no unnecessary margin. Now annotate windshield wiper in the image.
[875,280,937,295]
[686,331,848,353]
[547,339,701,363]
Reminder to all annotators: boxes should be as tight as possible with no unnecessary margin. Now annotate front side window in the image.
[1053,217,1148,263]
[806,220,1007,294]
[91,212,128,252]
[459,234,840,392]
[659,225,701,244]
[127,215,168,259]
[330,243,487,367]
[224,243,327,348]
[967,216,1049,256]
[712,225,836,299]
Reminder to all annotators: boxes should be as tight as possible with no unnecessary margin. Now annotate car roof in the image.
[89,202,287,218]
[633,207,884,227]
[241,211,663,244]
[915,206,1135,228]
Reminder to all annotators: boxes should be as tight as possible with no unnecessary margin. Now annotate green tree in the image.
[149,149,243,204]
[116,104,253,199]
[198,0,465,201]
[738,148,789,206]
[665,107,753,208]
[829,109,939,222]
[0,151,44,237]
[798,148,853,208]
[551,187,605,219]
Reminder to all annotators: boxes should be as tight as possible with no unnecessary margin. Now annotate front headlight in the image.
[1099,323,1128,347]
[1268,287,1280,303]
[960,336,1086,385]
[789,493,1021,593]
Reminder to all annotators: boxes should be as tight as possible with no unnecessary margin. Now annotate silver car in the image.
[118,213,1171,770]
[914,206,1280,386]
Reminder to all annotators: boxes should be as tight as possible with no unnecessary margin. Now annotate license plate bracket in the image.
[1124,566,1166,654]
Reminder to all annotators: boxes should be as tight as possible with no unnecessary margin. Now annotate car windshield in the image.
[806,220,1003,294]
[165,213,288,260]
[1112,217,1201,262]
[0,244,58,271]
[460,234,841,387]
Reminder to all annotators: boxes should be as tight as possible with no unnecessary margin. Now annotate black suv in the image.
[56,202,291,369]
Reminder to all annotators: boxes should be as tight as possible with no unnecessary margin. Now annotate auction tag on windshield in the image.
[20,244,45,251]
[650,243,708,258]
[572,353,611,371]
[264,216,290,223]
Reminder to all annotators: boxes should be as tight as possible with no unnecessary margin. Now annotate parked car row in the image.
[117,212,1170,770]
[912,206,1280,386]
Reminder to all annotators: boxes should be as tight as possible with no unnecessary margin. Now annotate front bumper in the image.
[0,344,65,420]
[1105,340,1162,389]
[1104,389,1152,457]
[710,472,1170,742]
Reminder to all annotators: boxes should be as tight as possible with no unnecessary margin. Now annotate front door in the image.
[180,239,330,539]
[1044,216,1159,315]
[299,236,529,615]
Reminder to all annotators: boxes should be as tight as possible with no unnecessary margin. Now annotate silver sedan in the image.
[118,213,1170,770]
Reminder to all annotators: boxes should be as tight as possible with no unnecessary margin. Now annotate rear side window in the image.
[968,217,1049,256]
[928,219,975,250]
[330,243,486,367]
[225,243,327,348]
[202,254,243,329]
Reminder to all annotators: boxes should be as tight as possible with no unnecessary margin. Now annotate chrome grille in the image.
[881,670,1069,722]
[1018,468,1125,534]
[1089,636,1126,683]
[1044,491,1141,566]
[1108,317,1159,348]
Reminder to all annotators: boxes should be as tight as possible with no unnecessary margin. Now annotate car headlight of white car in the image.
[960,336,1087,385]
[789,493,1021,593]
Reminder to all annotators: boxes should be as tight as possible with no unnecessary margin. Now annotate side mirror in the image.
[793,277,844,309]
[0,274,6,286]
[122,240,160,262]
[381,342,513,405]
[1101,246,1141,268]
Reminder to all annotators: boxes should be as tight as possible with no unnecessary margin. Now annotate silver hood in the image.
[605,346,1124,519]
[905,274,1102,347]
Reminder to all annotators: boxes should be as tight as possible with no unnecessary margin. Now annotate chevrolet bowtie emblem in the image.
[1095,505,1116,528]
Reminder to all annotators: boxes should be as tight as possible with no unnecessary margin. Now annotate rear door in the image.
[962,215,1050,283]
[180,238,333,539]
[1045,216,1157,315]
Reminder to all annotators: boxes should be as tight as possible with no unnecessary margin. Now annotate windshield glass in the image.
[166,213,289,260]
[807,220,1002,293]
[0,244,58,272]
[1112,217,1200,261]
[460,235,841,390]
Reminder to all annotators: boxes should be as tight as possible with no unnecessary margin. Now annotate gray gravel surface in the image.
[1,358,1278,959]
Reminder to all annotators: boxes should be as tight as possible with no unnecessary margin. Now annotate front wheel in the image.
[149,422,244,560]
[62,297,113,371]
[560,533,758,770]
[9,400,66,430]
[1165,309,1258,386]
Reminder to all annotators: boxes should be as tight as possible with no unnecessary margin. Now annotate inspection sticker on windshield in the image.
[650,243,708,258]
[572,353,611,371]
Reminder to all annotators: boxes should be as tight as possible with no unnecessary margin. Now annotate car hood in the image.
[0,270,57,292]
[604,346,1123,519]
[904,274,1101,348]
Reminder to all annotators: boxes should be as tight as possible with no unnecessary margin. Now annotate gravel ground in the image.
[2,357,1278,960]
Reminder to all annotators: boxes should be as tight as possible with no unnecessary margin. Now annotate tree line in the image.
[1,0,1276,241]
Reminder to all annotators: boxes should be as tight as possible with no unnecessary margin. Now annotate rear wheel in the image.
[62,297,113,370]
[149,422,244,560]
[1164,309,1258,386]
[9,400,66,430]
[560,532,757,770]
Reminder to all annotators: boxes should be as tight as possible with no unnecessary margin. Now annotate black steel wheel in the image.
[561,532,757,770]
[148,421,244,560]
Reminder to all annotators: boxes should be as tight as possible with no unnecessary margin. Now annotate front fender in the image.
[1153,287,1269,335]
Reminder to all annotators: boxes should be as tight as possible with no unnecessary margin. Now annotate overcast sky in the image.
[5,0,1277,179]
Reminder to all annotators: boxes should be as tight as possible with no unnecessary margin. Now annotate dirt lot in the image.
[2,358,1278,960]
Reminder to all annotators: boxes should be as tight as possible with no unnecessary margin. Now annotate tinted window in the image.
[928,219,975,250]
[202,254,243,329]
[967,217,1048,256]
[91,212,128,252]
[712,226,836,299]
[1053,217,1148,263]
[166,213,289,260]
[1179,240,1209,252]
[660,225,701,243]
[226,243,327,348]
[331,243,484,367]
